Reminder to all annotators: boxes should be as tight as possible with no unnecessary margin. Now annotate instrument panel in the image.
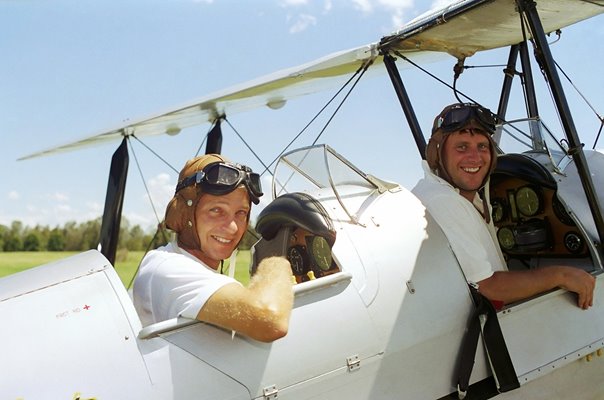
[286,228,340,283]
[490,177,587,258]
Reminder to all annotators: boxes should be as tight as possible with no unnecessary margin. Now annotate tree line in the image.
[0,218,259,252]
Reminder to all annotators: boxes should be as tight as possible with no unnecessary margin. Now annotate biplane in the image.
[3,0,604,399]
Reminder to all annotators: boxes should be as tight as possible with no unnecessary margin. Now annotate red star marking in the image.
[83,305,91,310]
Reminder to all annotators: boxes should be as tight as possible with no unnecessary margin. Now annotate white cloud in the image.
[8,190,19,200]
[376,0,415,29]
[145,173,174,211]
[289,13,317,34]
[281,0,309,6]
[352,0,373,13]
[130,173,175,228]
[86,201,103,216]
[48,192,69,202]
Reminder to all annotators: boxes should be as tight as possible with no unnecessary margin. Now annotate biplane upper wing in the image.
[20,0,603,160]
[381,0,604,59]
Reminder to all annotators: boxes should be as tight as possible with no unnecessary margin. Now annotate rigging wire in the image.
[193,131,209,158]
[259,62,371,177]
[312,60,373,146]
[392,50,482,107]
[131,135,179,174]
[129,135,169,241]
[554,59,604,149]
[223,117,271,173]
[522,10,603,150]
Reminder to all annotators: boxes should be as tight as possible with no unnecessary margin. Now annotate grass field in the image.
[0,250,252,288]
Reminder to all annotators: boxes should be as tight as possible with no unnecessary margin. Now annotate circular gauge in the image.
[491,199,506,223]
[310,236,333,271]
[515,186,540,217]
[287,245,308,275]
[564,232,584,253]
[497,227,516,250]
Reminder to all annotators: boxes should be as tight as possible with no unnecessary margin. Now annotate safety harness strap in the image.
[456,286,520,399]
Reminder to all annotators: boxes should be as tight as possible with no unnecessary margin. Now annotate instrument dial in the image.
[491,199,505,223]
[310,236,332,271]
[287,245,308,275]
[497,226,515,250]
[564,232,583,253]
[516,186,540,217]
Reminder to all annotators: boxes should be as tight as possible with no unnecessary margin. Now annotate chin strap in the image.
[226,249,237,278]
[478,188,491,224]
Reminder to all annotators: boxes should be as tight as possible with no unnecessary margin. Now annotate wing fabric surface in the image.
[20,0,604,160]
[381,0,604,59]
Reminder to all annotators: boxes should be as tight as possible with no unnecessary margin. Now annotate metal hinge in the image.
[347,355,361,371]
[263,384,278,399]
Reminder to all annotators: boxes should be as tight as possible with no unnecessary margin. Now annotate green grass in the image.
[0,250,252,288]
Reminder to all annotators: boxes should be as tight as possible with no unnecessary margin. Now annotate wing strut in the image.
[517,40,546,151]
[519,0,604,255]
[495,45,519,130]
[98,137,129,266]
[205,118,223,155]
[382,53,426,158]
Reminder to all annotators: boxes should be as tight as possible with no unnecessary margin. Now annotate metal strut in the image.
[518,0,604,255]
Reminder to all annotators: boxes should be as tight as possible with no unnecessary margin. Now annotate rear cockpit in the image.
[491,118,603,275]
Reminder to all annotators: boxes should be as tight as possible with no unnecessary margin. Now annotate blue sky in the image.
[2,0,603,230]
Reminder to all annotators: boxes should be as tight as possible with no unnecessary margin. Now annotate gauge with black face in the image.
[564,232,584,253]
[516,186,540,217]
[497,226,515,250]
[308,236,332,271]
[491,198,506,223]
[287,245,308,275]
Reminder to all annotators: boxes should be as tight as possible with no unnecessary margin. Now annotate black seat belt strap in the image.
[456,285,520,399]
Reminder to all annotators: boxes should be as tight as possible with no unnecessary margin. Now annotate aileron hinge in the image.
[263,384,278,399]
[347,354,361,371]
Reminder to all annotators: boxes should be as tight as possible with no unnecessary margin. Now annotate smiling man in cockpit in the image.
[412,103,594,309]
[133,154,293,342]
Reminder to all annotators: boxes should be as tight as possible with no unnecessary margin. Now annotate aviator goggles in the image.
[433,103,497,135]
[175,161,263,204]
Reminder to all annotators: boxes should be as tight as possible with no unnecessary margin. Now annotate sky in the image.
[2,0,603,232]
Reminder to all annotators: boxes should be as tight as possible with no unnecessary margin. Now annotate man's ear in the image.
[426,137,440,171]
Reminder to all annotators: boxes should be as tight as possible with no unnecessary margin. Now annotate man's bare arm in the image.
[197,256,294,342]
[478,266,595,309]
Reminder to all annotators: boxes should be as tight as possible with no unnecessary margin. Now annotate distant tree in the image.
[81,219,102,250]
[47,229,65,251]
[125,225,145,251]
[22,233,41,251]
[62,221,80,251]
[0,224,7,252]
[3,235,21,251]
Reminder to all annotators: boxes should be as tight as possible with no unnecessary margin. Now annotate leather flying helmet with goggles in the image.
[432,102,497,135]
[175,161,263,204]
[426,103,499,188]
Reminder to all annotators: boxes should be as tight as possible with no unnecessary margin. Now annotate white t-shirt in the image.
[412,161,506,284]
[133,241,240,327]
